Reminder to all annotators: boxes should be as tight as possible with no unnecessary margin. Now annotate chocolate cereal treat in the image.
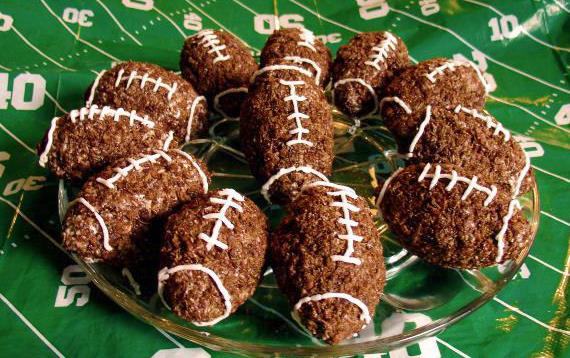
[62,149,210,267]
[381,57,488,140]
[86,61,208,142]
[401,105,533,196]
[332,31,409,118]
[271,182,385,344]
[377,163,531,269]
[260,28,332,88]
[37,106,176,182]
[180,29,258,119]
[241,67,334,204]
[158,189,268,326]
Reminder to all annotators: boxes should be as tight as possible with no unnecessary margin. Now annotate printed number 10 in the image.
[488,15,521,41]
[0,73,45,111]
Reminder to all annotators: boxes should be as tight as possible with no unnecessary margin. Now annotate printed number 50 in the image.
[0,73,45,111]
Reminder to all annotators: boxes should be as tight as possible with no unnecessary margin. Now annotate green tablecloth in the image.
[0,0,568,357]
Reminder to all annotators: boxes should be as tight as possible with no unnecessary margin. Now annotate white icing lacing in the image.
[418,163,498,206]
[194,29,231,64]
[454,105,510,141]
[114,68,178,100]
[378,96,412,114]
[122,268,141,295]
[76,197,112,251]
[38,117,59,168]
[96,150,173,190]
[376,168,404,207]
[174,149,209,193]
[365,32,398,71]
[185,95,206,142]
[198,189,245,251]
[261,166,329,203]
[69,105,155,128]
[279,79,312,147]
[407,105,432,157]
[425,60,469,83]
[297,28,316,52]
[283,56,321,85]
[305,181,363,265]
[250,65,313,84]
[513,152,530,197]
[162,131,174,151]
[495,199,522,263]
[86,70,106,106]
[293,292,371,323]
[158,264,232,326]
[213,87,248,120]
[332,78,378,117]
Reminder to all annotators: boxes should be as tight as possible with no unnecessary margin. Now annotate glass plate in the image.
[58,108,539,357]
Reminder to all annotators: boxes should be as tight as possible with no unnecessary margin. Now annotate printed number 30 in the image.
[0,73,45,111]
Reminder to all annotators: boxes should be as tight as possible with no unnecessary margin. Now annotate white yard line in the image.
[553,0,570,13]
[541,210,570,227]
[528,254,570,276]
[0,63,12,71]
[96,0,143,46]
[463,0,570,52]
[44,91,68,114]
[493,297,570,335]
[155,328,185,348]
[0,293,65,357]
[435,337,472,358]
[11,26,75,72]
[39,0,120,62]
[289,0,360,33]
[532,165,570,184]
[153,6,187,39]
[0,123,36,153]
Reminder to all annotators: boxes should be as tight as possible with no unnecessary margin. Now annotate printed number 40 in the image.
[0,73,45,111]
[488,15,521,41]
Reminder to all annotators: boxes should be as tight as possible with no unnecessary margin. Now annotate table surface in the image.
[0,0,569,357]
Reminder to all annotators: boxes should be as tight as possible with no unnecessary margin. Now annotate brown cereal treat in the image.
[158,189,268,326]
[240,67,334,204]
[332,31,409,118]
[180,29,258,119]
[37,106,177,182]
[381,57,487,140]
[86,61,208,142]
[62,149,211,267]
[377,163,531,269]
[270,182,385,344]
[260,28,332,88]
[400,105,533,195]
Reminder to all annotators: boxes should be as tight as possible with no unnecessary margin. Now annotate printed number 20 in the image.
[0,73,46,111]
[488,15,520,41]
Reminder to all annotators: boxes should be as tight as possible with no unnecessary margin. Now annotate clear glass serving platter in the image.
[58,108,539,357]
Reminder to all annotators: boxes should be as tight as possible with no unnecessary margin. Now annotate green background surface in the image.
[0,0,569,357]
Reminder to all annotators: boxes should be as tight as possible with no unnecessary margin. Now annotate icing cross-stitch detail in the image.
[454,105,511,141]
[425,59,489,92]
[279,79,313,147]
[198,189,245,251]
[365,32,398,71]
[158,264,232,326]
[69,105,155,128]
[195,29,231,64]
[114,68,179,100]
[297,28,316,52]
[293,292,371,323]
[418,163,498,206]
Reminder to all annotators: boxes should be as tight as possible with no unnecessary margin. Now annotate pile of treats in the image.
[37,27,533,344]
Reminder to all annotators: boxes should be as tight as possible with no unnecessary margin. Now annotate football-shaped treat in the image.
[381,57,488,140]
[271,181,385,344]
[241,67,334,204]
[332,31,409,118]
[377,163,531,269]
[158,189,268,326]
[62,149,210,267]
[37,105,176,182]
[86,61,208,142]
[180,29,258,119]
[260,28,332,88]
[400,105,533,196]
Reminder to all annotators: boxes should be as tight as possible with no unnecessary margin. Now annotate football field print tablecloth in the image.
[0,0,569,357]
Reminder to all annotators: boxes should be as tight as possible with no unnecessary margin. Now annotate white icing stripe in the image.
[194,29,231,64]
[464,60,490,94]
[213,88,247,120]
[294,292,371,323]
[495,199,522,263]
[365,32,397,71]
[513,151,530,197]
[261,166,329,203]
[333,78,378,117]
[425,60,468,83]
[158,264,232,326]
[122,268,141,296]
[96,150,173,190]
[185,95,206,142]
[297,28,316,52]
[408,105,432,155]
[379,96,412,114]
[86,70,106,106]
[38,117,59,168]
[376,168,404,207]
[250,65,313,84]
[77,197,112,251]
[279,79,313,147]
[454,105,510,141]
[283,56,321,85]
[69,105,155,128]
[198,189,245,251]
[114,68,179,100]
[419,163,498,206]
[162,131,174,151]
[174,149,209,193]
